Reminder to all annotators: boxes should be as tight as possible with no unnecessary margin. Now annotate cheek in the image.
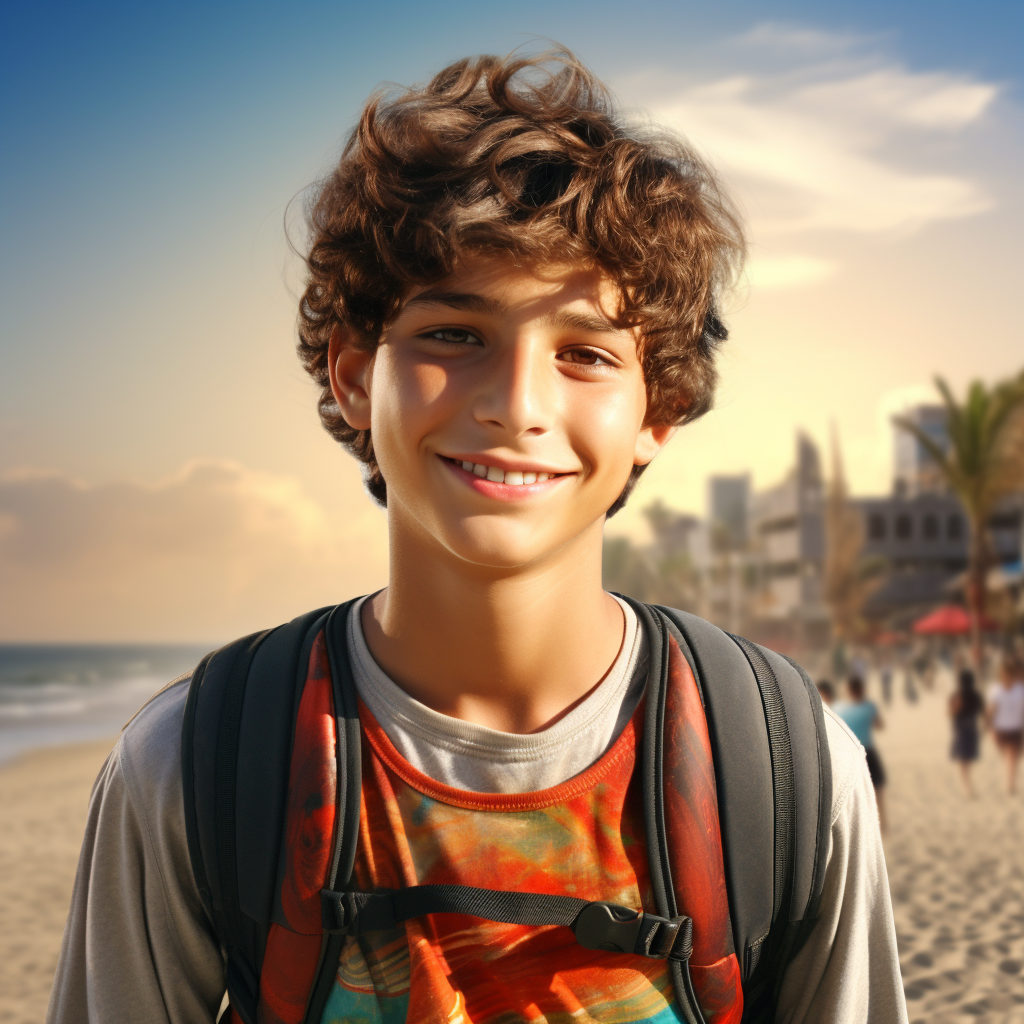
[371,352,452,452]
[569,381,648,473]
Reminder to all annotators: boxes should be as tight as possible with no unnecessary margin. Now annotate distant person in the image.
[832,642,848,682]
[836,677,887,831]
[987,655,1024,795]
[912,645,932,691]
[816,679,835,706]
[850,650,868,683]
[902,661,918,704]
[949,667,984,797]
[878,656,893,706]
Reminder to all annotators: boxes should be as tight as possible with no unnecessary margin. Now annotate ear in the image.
[328,324,374,431]
[633,422,676,466]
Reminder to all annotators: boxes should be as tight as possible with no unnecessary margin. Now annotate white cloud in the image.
[646,71,993,237]
[0,461,388,641]
[795,70,996,131]
[733,22,865,57]
[616,25,999,294]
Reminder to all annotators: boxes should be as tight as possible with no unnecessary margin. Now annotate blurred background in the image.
[1,2,1022,1022]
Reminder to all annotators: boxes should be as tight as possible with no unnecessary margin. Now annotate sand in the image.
[881,676,1024,1023]
[0,678,1021,1023]
[0,739,115,1024]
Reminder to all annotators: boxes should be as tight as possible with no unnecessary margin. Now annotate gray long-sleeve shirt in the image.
[47,620,908,1024]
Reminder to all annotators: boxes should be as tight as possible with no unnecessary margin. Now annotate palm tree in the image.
[895,370,1024,664]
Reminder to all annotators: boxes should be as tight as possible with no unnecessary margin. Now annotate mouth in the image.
[438,455,575,497]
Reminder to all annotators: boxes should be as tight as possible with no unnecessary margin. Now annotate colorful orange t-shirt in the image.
[255,631,742,1024]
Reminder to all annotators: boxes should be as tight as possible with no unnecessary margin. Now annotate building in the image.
[708,475,750,551]
[893,404,949,497]
[857,492,967,622]
[611,410,1023,639]
[857,491,1024,624]
[747,433,830,646]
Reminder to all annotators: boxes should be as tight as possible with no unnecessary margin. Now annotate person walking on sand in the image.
[836,677,887,831]
[986,655,1024,796]
[879,656,893,706]
[949,667,984,797]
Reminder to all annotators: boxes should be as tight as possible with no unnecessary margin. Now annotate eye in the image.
[559,347,613,367]
[422,327,481,346]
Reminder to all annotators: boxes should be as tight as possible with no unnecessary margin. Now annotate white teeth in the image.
[454,459,556,485]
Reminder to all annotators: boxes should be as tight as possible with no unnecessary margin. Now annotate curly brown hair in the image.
[297,49,745,514]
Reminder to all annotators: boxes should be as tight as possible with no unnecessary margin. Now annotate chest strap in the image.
[321,886,693,962]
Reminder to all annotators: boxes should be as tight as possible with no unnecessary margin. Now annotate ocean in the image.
[0,643,213,764]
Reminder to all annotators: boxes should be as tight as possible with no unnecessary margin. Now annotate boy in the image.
[48,52,907,1024]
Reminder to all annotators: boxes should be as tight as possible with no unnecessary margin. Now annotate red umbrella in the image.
[912,605,998,635]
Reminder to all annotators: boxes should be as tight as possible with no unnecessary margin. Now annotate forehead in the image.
[398,257,629,328]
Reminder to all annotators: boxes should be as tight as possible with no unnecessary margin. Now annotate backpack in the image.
[181,597,831,1024]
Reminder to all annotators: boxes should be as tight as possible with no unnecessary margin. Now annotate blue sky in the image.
[1,1,1022,639]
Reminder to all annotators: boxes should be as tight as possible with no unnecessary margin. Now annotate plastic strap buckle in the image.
[572,902,693,961]
[321,890,359,935]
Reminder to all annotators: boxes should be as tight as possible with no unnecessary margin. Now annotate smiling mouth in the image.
[439,456,571,487]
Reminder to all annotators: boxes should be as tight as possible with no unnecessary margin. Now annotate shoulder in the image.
[822,703,868,824]
[114,673,191,829]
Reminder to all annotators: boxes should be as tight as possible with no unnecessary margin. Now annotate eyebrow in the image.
[400,290,506,317]
[400,289,619,334]
[545,309,619,334]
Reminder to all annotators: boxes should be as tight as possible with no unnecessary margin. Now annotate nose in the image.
[471,335,555,438]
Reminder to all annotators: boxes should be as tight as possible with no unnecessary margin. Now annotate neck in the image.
[361,514,623,734]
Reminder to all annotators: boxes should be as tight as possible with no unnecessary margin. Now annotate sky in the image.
[1,0,1022,641]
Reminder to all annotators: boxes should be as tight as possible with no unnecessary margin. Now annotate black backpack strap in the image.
[300,600,364,1024]
[631,601,709,1024]
[736,644,831,1016]
[777,654,832,941]
[318,884,694,961]
[181,605,336,1024]
[651,608,775,977]
[651,607,830,1023]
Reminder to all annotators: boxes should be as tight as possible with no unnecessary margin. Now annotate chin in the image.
[440,519,562,571]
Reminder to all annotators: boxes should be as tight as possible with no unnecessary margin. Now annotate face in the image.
[329,258,673,570]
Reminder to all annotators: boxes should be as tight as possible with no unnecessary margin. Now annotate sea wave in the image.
[0,644,209,763]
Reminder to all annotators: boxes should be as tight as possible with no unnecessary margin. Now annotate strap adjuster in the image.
[572,902,693,961]
[321,890,358,935]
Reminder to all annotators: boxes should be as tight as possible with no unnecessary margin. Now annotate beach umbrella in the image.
[912,605,997,635]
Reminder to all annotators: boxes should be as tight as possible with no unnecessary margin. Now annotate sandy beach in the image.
[1,677,1022,1023]
[882,677,1023,1023]
[0,739,115,1024]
